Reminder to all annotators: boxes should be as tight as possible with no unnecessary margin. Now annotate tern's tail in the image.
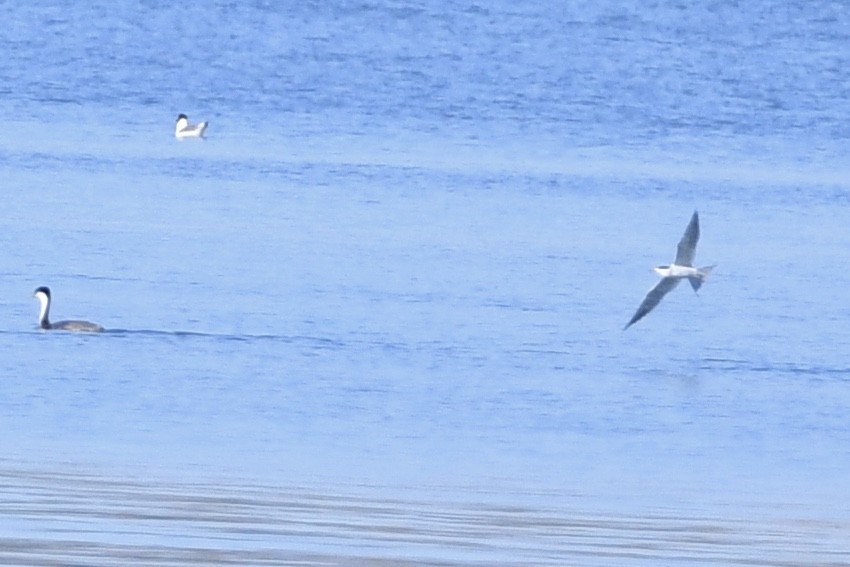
[687,265,715,292]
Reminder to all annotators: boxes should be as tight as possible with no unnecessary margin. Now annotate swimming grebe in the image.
[33,286,104,333]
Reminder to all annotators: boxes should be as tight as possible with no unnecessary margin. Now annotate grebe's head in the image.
[33,286,51,300]
[175,114,189,130]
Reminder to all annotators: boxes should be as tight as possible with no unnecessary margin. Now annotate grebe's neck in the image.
[35,291,51,328]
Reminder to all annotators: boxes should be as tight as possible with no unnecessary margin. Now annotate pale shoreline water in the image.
[1,461,848,567]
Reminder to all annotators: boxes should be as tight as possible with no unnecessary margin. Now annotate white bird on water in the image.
[174,113,208,138]
[624,211,715,330]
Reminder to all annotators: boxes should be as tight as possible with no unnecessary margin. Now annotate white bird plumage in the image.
[624,211,715,330]
[175,113,208,138]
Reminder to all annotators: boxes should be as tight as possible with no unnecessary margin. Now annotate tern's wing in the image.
[674,211,700,267]
[624,277,681,330]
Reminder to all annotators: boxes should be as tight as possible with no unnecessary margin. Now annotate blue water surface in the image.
[1,1,849,565]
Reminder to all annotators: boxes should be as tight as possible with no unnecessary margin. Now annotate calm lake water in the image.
[1,1,850,565]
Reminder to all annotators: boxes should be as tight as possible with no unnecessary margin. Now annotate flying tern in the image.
[624,211,714,330]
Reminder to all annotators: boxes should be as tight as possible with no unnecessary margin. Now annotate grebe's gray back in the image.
[33,286,104,333]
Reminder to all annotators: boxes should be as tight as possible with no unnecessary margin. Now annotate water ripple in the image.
[1,464,848,567]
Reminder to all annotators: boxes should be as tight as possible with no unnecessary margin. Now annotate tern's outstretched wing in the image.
[674,211,700,267]
[624,277,681,330]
